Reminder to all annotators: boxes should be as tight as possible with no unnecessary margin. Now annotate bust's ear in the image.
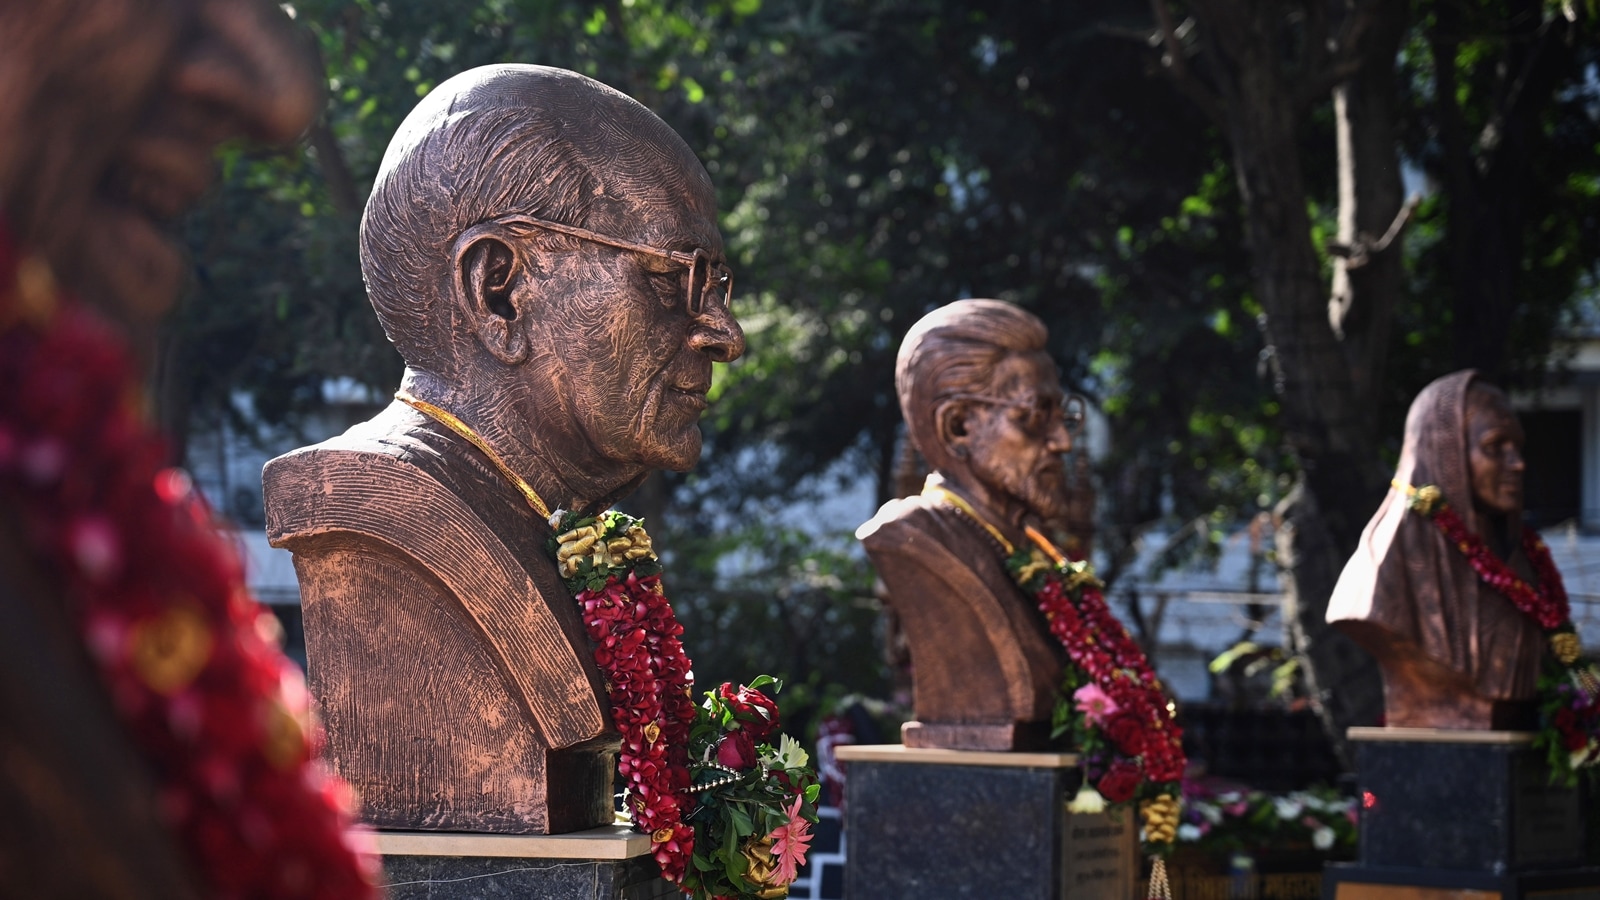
[935,400,974,460]
[453,233,529,365]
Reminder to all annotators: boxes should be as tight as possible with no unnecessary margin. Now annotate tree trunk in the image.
[1171,0,1410,746]
[1429,0,1568,379]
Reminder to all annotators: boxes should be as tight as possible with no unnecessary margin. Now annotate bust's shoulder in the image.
[262,402,515,549]
[856,493,998,570]
[264,403,447,484]
[857,493,956,545]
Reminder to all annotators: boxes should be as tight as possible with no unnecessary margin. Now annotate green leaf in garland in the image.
[729,805,753,837]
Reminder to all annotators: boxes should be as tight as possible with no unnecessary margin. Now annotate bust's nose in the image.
[688,301,746,364]
[1046,418,1073,455]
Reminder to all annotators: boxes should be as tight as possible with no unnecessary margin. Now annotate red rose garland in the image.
[549,514,821,900]
[0,222,378,897]
[1029,571,1187,786]
[922,481,1185,860]
[552,514,697,882]
[1429,505,1568,629]
[1398,482,1600,782]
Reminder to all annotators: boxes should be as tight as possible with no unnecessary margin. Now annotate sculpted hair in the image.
[359,67,610,372]
[896,299,1048,463]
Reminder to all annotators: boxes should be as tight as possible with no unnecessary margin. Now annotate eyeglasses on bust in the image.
[943,391,1087,437]
[491,213,733,316]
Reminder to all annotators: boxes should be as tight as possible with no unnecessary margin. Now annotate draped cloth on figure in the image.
[1327,370,1543,729]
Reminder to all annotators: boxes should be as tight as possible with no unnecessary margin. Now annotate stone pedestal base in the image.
[837,745,1137,900]
[1324,864,1600,900]
[1324,728,1600,900]
[1351,727,1583,872]
[375,825,674,899]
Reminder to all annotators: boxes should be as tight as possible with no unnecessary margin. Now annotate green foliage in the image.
[659,521,888,737]
[1395,0,1600,390]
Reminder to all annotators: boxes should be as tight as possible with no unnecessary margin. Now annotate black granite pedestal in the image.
[838,744,1137,900]
[1324,728,1600,900]
[374,826,675,900]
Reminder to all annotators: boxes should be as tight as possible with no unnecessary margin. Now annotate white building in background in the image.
[1513,338,1600,531]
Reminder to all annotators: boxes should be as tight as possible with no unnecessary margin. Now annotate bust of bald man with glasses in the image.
[263,65,744,834]
[859,300,1082,751]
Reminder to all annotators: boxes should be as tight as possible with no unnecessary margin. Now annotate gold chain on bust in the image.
[395,389,551,519]
[920,478,1016,556]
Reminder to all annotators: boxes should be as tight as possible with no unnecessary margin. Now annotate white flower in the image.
[1198,803,1223,825]
[1216,791,1242,804]
[1273,797,1304,820]
[1312,826,1335,851]
[1298,793,1330,813]
[776,733,809,770]
[1571,740,1599,771]
[1178,824,1202,842]
[1068,783,1106,814]
[548,509,568,529]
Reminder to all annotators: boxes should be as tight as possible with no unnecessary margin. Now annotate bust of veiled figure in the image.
[857,299,1078,751]
[262,65,744,833]
[1327,370,1544,730]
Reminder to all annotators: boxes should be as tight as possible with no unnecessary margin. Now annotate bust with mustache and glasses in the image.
[263,65,744,833]
[858,300,1080,751]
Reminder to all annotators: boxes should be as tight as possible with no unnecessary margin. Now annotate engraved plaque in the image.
[1512,755,1581,865]
[1061,806,1137,900]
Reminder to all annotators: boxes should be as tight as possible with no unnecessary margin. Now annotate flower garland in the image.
[549,512,820,900]
[549,510,697,882]
[547,512,819,899]
[393,390,819,899]
[686,679,820,900]
[1397,482,1600,783]
[0,223,378,897]
[922,483,1186,860]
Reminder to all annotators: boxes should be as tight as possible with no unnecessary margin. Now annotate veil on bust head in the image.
[1327,369,1542,729]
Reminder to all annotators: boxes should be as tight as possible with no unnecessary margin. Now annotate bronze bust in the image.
[1327,370,1543,730]
[857,299,1074,750]
[263,65,744,833]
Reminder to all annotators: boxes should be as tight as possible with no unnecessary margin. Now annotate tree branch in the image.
[1298,2,1374,105]
[1477,16,1561,179]
[1149,0,1227,127]
[1325,192,1419,268]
